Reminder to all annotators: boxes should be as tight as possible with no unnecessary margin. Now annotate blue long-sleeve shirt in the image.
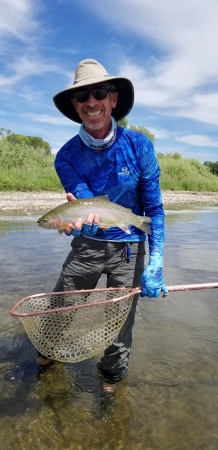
[54,126,165,253]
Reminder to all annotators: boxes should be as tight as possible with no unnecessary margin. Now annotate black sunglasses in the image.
[72,86,114,103]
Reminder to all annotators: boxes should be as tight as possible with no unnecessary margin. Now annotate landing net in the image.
[11,287,139,363]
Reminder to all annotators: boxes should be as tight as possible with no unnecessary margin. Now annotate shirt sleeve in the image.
[139,138,165,255]
[54,145,93,199]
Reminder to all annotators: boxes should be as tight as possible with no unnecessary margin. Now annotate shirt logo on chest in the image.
[118,166,131,176]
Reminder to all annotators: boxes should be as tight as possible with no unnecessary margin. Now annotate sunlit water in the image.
[0,207,218,450]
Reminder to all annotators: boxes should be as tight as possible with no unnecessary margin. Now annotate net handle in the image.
[166,282,218,292]
[161,282,218,297]
[137,282,218,297]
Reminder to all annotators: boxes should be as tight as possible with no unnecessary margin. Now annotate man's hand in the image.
[140,252,168,298]
[65,193,99,237]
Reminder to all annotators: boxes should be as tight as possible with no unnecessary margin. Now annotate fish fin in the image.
[94,196,131,211]
[58,222,72,235]
[99,223,132,234]
[118,225,131,235]
[94,195,110,201]
[80,195,110,206]
[99,223,110,230]
[138,217,152,235]
[144,223,152,235]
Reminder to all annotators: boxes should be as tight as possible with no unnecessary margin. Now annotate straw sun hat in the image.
[53,59,134,124]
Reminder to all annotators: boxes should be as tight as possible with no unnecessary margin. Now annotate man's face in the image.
[71,85,118,136]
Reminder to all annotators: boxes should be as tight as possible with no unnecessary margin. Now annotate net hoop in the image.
[11,287,140,318]
[10,287,139,363]
[10,283,218,363]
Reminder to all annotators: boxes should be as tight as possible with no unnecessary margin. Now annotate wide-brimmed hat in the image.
[53,59,134,123]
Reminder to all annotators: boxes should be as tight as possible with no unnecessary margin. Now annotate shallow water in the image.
[0,207,218,450]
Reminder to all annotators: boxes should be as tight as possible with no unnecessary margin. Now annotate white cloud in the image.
[83,0,218,128]
[29,113,77,126]
[1,0,218,163]
[0,54,69,92]
[146,127,169,140]
[0,1,71,93]
[0,0,40,41]
[174,93,218,127]
[118,59,218,127]
[176,134,218,148]
[89,0,218,68]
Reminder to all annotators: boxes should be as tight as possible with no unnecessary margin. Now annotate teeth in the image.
[86,111,102,117]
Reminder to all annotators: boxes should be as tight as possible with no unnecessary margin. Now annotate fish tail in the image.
[138,217,152,235]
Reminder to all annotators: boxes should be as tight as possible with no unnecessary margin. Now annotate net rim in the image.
[10,287,140,318]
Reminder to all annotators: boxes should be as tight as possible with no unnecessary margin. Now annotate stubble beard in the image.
[83,118,108,132]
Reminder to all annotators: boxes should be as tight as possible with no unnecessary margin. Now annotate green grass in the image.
[0,167,62,191]
[158,153,218,192]
[0,140,62,190]
[0,138,218,192]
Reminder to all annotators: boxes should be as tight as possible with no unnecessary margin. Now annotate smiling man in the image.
[71,84,118,135]
[37,59,168,391]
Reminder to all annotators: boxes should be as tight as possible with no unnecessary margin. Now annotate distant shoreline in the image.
[0,190,217,212]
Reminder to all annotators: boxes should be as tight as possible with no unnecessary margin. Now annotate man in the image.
[37,59,168,388]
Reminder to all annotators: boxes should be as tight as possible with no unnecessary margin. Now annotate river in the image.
[0,207,218,450]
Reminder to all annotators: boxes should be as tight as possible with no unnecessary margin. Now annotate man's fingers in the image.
[69,214,99,230]
[85,213,94,224]
[85,213,99,225]
[67,223,74,232]
[66,193,77,202]
[93,213,99,224]
[73,217,83,229]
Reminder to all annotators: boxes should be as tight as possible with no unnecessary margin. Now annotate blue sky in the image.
[1,0,218,163]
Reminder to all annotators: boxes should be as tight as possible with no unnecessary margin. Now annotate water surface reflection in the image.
[0,208,218,450]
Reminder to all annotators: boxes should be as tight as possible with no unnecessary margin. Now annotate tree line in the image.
[203,161,218,176]
[0,128,51,156]
[0,125,217,177]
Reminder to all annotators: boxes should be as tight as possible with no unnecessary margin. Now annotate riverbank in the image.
[0,190,218,212]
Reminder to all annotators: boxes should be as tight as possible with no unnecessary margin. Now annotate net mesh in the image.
[11,288,138,362]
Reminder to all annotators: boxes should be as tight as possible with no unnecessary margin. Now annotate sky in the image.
[1,0,218,163]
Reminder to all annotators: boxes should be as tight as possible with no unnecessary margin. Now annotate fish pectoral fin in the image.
[58,221,72,235]
[119,224,131,235]
[99,223,131,234]
[99,223,110,230]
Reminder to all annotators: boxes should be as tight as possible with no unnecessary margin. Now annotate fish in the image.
[37,195,151,235]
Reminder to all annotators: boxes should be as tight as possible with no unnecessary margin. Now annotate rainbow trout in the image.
[37,196,151,235]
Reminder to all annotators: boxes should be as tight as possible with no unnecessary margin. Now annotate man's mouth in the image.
[85,110,103,117]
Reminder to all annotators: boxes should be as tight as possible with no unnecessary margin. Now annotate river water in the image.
[0,207,218,450]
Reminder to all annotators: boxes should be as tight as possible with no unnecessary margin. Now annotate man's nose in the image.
[86,92,98,105]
